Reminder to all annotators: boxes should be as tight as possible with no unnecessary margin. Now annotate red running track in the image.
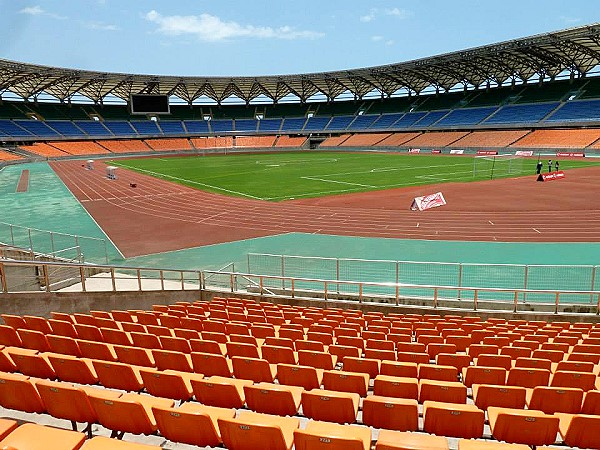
[50,160,600,258]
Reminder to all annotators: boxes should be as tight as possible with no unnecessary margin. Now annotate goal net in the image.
[472,154,525,179]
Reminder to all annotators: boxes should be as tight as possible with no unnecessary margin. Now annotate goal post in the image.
[472,154,525,179]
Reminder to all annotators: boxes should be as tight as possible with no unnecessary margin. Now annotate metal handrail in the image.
[1,259,600,314]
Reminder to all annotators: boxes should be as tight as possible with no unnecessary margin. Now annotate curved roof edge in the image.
[1,23,600,104]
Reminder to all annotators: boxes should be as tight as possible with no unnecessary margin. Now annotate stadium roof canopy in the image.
[2,24,600,104]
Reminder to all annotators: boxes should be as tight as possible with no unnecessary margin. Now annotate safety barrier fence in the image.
[1,259,599,314]
[247,253,600,304]
[0,222,108,264]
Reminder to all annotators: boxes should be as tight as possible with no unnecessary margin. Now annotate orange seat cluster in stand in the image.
[1,302,600,449]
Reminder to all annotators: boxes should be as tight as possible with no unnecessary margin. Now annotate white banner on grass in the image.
[515,150,534,156]
[450,149,464,155]
[410,192,447,211]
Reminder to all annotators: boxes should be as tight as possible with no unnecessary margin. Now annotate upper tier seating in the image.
[546,99,600,122]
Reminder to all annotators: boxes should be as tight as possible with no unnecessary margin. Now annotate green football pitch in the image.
[110,151,600,201]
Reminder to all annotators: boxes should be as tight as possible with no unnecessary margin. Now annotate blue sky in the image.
[1,0,599,77]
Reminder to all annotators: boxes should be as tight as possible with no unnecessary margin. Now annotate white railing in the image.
[1,259,600,314]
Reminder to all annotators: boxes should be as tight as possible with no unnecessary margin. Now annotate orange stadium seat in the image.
[243,382,303,416]
[375,430,449,450]
[301,388,360,424]
[472,384,526,410]
[191,376,252,408]
[0,422,85,450]
[423,401,485,439]
[219,411,299,450]
[488,407,559,447]
[294,420,371,450]
[152,402,235,447]
[362,396,419,431]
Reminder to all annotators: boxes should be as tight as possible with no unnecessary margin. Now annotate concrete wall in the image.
[0,288,597,323]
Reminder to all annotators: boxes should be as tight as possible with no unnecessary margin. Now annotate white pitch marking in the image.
[301,176,376,188]
[532,228,541,234]
[416,223,420,228]
[110,164,264,200]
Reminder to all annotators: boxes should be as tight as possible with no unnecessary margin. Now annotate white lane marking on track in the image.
[489,220,494,225]
[300,176,377,188]
[532,228,541,234]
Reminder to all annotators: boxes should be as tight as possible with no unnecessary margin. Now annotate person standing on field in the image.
[555,160,559,171]
[548,159,553,172]
[536,161,543,174]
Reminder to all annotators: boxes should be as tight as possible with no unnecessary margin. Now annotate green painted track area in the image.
[110,151,600,201]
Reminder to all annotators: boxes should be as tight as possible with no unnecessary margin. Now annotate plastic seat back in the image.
[231,356,276,383]
[423,401,485,439]
[218,412,299,450]
[152,349,193,372]
[528,386,584,414]
[92,360,144,392]
[0,372,45,413]
[301,389,359,424]
[191,351,232,377]
[551,370,596,391]
[472,384,526,410]
[152,403,234,447]
[506,367,550,388]
[244,383,303,416]
[362,396,419,431]
[276,363,322,390]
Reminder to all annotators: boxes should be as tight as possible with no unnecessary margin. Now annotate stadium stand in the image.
[340,133,391,146]
[50,141,111,155]
[403,131,470,147]
[144,138,192,151]
[274,136,307,147]
[320,134,351,147]
[98,139,150,153]
[0,300,599,450]
[234,136,278,148]
[449,130,531,148]
[374,132,422,146]
[20,142,69,157]
[510,129,600,148]
[0,149,21,161]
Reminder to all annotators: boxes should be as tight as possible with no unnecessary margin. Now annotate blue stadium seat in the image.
[130,121,161,135]
[45,121,86,137]
[546,99,600,122]
[158,121,186,135]
[485,103,560,124]
[413,110,449,127]
[211,120,234,133]
[391,112,427,128]
[303,117,331,131]
[103,121,137,136]
[0,120,33,137]
[13,120,59,137]
[280,117,307,131]
[436,107,497,126]
[258,119,282,132]
[183,120,210,133]
[369,113,405,129]
[347,115,378,130]
[234,119,258,132]
[73,121,112,136]
[325,116,355,131]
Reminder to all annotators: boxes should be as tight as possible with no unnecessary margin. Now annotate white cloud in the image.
[385,8,412,19]
[86,21,119,31]
[560,16,581,25]
[386,40,395,46]
[360,9,377,22]
[144,10,323,41]
[19,5,66,20]
[371,35,384,42]
[19,5,44,15]
[361,7,412,22]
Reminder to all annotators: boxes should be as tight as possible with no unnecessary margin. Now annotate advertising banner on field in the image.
[410,192,447,211]
[515,150,534,157]
[477,150,498,155]
[537,171,565,182]
[556,152,585,157]
[408,148,421,153]
[431,149,442,154]
[450,149,464,155]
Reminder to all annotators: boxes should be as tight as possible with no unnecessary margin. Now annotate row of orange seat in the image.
[2,371,599,449]
[0,418,158,450]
